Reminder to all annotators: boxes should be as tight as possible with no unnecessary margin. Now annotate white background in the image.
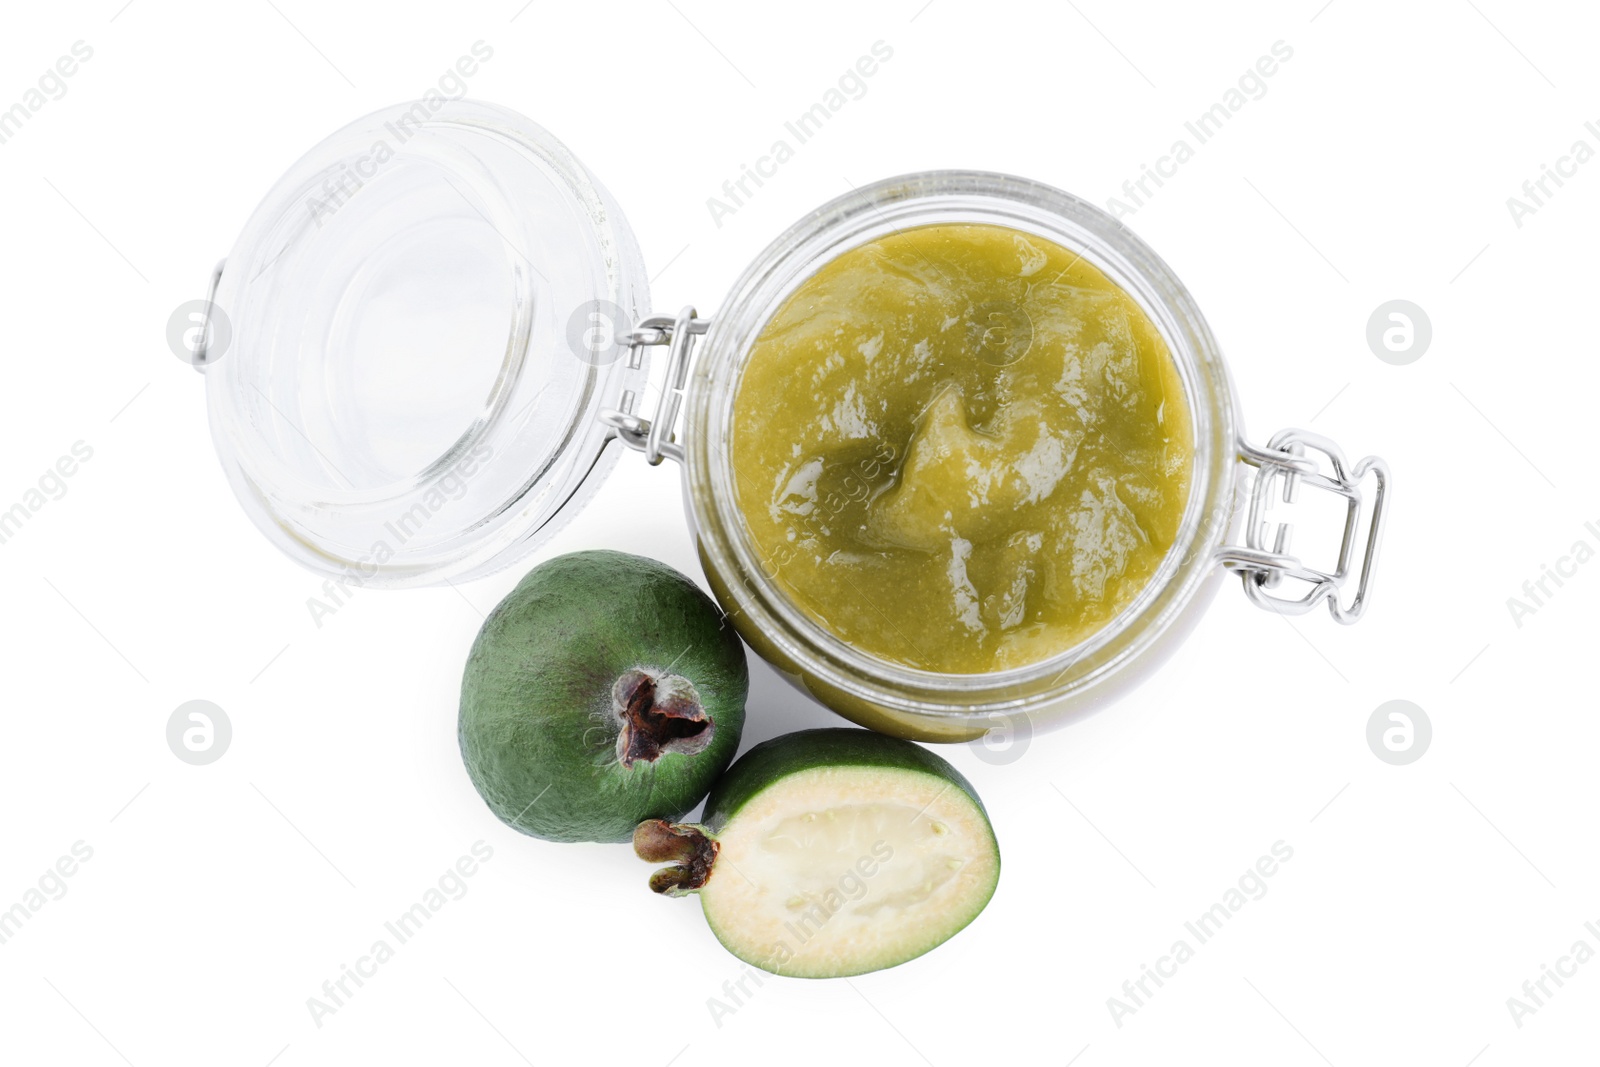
[1,1,1595,1064]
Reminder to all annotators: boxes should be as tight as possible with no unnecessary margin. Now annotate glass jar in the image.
[199,100,1388,743]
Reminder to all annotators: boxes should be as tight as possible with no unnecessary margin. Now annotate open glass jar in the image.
[201,100,1388,743]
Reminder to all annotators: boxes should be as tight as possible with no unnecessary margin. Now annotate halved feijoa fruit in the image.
[459,550,747,843]
[635,728,1000,978]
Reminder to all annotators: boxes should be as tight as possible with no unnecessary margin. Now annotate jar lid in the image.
[205,101,649,587]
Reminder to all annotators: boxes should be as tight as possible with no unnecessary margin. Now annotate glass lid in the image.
[205,100,649,588]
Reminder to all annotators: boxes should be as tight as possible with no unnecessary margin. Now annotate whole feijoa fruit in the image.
[459,550,747,843]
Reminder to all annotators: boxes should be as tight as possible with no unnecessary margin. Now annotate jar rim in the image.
[685,170,1238,722]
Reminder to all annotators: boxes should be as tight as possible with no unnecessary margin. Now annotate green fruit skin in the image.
[460,550,748,843]
[701,728,992,833]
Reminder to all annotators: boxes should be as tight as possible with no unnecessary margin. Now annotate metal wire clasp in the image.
[1218,428,1390,624]
[597,306,709,466]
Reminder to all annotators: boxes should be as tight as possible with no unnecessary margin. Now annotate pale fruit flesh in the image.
[699,765,999,978]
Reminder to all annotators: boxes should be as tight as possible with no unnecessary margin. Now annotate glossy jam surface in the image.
[730,224,1193,673]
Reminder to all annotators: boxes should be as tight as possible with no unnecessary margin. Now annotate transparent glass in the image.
[207,101,649,587]
[685,172,1241,741]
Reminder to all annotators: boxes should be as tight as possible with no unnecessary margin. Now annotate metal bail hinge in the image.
[597,306,709,466]
[1218,428,1390,624]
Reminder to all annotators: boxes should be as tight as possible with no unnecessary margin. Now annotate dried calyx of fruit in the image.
[612,669,713,768]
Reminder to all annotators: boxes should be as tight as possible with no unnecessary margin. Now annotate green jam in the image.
[731,223,1193,673]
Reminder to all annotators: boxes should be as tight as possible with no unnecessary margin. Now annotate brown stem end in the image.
[633,819,718,897]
